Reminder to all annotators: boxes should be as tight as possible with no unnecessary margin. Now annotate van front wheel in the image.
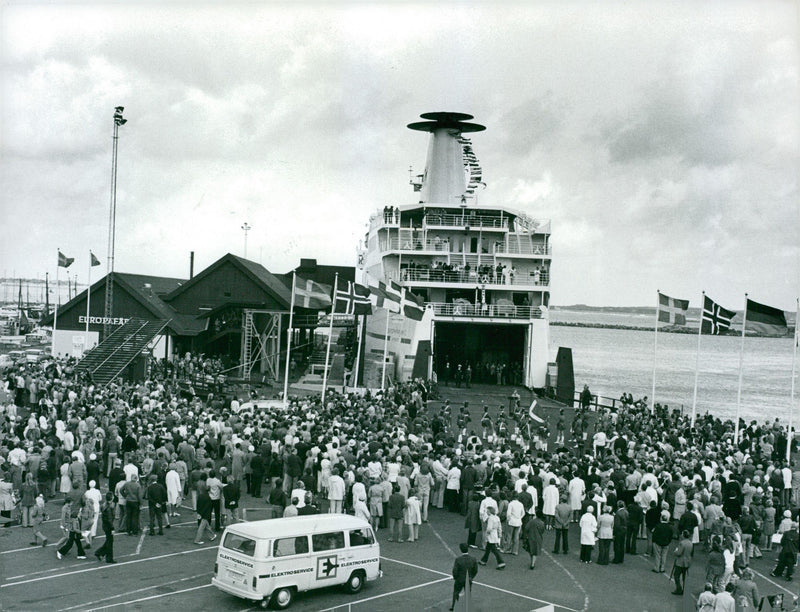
[344,570,365,594]
[270,587,294,609]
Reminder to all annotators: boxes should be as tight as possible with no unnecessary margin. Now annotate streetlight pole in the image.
[104,106,126,339]
[241,222,252,258]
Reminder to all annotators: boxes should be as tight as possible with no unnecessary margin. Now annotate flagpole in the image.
[321,273,338,404]
[84,253,92,355]
[691,291,705,426]
[283,271,297,407]
[788,297,798,463]
[382,309,391,390]
[651,290,660,414]
[734,293,748,445]
[52,251,60,357]
[352,313,364,391]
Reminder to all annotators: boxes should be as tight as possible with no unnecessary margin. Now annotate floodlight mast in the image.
[103,106,126,339]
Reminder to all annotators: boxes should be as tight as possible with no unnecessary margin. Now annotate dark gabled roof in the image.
[232,255,292,306]
[39,271,207,336]
[116,273,186,296]
[162,253,291,309]
[113,273,198,335]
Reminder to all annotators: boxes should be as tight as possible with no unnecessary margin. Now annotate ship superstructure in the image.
[359,112,551,388]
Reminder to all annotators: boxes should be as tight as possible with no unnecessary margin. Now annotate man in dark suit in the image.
[460,460,478,515]
[451,542,478,611]
[94,492,117,563]
[612,501,628,563]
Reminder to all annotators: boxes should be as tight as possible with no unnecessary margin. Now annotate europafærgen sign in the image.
[78,316,130,325]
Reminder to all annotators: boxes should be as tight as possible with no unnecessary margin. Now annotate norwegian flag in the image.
[334,281,372,315]
[701,295,736,335]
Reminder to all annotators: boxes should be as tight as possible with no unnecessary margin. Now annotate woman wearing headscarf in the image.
[165,465,182,517]
[29,494,48,546]
[354,492,371,523]
[59,460,72,499]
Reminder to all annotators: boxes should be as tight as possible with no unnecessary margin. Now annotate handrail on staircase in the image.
[76,321,135,370]
[91,319,152,374]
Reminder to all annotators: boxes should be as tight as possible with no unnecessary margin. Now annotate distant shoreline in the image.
[549,320,794,338]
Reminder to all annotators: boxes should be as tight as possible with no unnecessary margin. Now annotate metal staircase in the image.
[75,317,169,386]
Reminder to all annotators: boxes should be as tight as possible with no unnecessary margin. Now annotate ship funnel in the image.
[407,112,485,205]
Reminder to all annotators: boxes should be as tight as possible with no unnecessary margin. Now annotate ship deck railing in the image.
[494,242,552,256]
[424,213,509,229]
[380,238,551,257]
[392,269,550,287]
[369,211,551,233]
[426,302,543,319]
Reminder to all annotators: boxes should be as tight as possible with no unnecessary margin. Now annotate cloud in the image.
[0,2,797,309]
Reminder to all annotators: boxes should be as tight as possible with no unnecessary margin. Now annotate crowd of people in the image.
[0,352,798,611]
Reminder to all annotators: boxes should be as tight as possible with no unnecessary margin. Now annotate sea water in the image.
[549,323,797,425]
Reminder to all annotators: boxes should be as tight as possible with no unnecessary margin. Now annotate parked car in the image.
[24,348,46,364]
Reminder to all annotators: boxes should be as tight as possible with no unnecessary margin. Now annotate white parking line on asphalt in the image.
[1,545,217,587]
[317,577,452,612]
[380,555,450,577]
[379,555,579,612]
[542,551,589,612]
[751,568,798,597]
[472,582,580,612]
[86,584,213,611]
[135,532,146,554]
[58,573,211,611]
[425,521,457,557]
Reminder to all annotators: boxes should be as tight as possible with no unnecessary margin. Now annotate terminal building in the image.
[42,254,353,385]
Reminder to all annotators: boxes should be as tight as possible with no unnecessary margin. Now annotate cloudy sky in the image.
[1,1,797,308]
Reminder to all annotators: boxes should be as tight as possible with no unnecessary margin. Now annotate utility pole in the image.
[241,222,252,259]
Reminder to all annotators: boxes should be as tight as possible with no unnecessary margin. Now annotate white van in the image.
[212,514,381,609]
[233,399,287,416]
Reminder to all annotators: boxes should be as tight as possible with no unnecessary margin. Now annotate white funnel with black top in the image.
[407,112,485,206]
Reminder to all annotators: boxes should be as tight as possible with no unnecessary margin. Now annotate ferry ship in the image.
[358,112,552,389]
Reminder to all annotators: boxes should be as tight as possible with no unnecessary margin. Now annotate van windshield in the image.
[223,532,257,556]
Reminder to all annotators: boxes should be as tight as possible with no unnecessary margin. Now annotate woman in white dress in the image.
[165,468,182,517]
[59,462,72,498]
[579,506,597,563]
[569,474,585,522]
[404,490,422,542]
[84,480,102,540]
[542,478,559,529]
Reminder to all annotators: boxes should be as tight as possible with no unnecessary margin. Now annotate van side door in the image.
[269,535,313,594]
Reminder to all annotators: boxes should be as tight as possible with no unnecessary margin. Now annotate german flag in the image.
[745,299,788,337]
